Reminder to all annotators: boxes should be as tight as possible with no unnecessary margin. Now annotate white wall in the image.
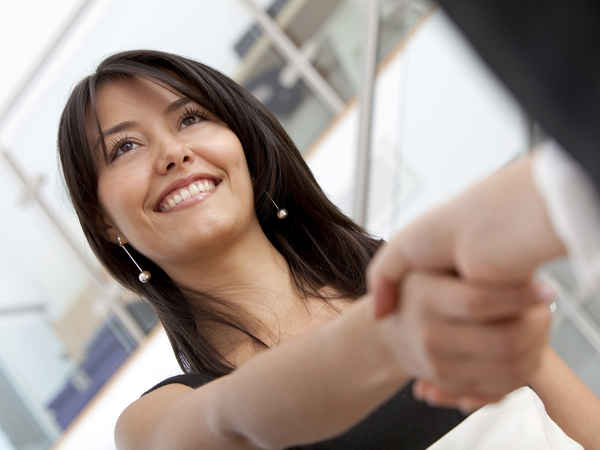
[51,10,530,450]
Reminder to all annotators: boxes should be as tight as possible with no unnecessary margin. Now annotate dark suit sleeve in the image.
[436,1,600,192]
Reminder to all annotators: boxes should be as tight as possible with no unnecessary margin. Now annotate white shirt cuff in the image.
[532,142,600,297]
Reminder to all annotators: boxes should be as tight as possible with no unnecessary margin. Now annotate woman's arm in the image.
[116,297,405,450]
[530,346,600,450]
[116,277,550,450]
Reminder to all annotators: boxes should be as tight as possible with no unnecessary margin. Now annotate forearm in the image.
[211,297,407,449]
[396,154,566,284]
[453,154,566,282]
[530,346,600,449]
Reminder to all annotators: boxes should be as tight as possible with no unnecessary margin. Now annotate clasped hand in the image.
[373,269,552,412]
[366,156,559,412]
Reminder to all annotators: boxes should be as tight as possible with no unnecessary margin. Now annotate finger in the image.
[427,329,548,396]
[367,237,409,291]
[372,277,400,319]
[367,240,411,318]
[404,272,548,322]
[425,304,551,362]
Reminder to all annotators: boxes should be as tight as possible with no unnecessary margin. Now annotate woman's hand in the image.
[375,271,553,407]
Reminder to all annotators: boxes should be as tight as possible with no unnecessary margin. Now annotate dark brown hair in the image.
[58,50,382,377]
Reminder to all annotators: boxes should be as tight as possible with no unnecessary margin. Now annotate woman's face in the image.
[91,76,256,267]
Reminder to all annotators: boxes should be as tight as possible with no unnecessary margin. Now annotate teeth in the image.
[159,178,217,212]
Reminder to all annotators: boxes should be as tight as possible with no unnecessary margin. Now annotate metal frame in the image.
[238,0,345,114]
[353,0,380,226]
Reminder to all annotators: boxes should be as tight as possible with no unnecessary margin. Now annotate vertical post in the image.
[353,0,380,226]
[238,0,345,114]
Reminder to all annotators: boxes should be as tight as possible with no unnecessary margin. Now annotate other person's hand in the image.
[367,154,565,319]
[375,271,553,406]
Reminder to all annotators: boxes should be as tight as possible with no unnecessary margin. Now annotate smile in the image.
[157,179,218,213]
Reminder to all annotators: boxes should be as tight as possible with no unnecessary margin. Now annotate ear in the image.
[96,212,125,245]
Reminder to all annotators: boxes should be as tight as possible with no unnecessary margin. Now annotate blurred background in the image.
[0,1,598,449]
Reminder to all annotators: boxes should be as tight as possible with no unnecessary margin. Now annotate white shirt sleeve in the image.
[428,387,582,449]
[532,141,600,296]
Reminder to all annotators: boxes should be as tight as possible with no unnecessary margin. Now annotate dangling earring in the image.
[266,192,288,219]
[117,235,151,283]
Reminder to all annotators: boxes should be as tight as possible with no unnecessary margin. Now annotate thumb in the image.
[368,243,410,319]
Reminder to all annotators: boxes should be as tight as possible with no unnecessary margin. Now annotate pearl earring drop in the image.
[266,192,288,219]
[117,236,152,283]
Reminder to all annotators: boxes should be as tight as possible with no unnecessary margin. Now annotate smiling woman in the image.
[92,76,255,274]
[59,50,382,378]
[56,50,557,450]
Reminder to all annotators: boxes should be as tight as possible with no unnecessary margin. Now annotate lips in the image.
[154,173,221,211]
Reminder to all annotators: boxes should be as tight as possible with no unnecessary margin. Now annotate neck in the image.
[163,222,315,352]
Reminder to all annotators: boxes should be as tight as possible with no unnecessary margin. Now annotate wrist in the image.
[454,155,563,283]
[370,298,412,386]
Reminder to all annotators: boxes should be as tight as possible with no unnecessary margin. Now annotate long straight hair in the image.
[58,50,383,377]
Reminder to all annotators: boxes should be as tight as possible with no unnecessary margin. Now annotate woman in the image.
[58,50,565,449]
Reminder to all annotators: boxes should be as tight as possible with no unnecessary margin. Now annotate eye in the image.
[109,136,140,161]
[178,106,209,129]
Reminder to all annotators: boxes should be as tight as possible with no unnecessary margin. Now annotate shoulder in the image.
[141,372,216,397]
[115,373,218,450]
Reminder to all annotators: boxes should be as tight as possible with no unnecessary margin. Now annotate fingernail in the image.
[534,281,557,305]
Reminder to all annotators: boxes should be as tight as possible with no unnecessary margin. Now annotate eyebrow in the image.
[94,97,194,150]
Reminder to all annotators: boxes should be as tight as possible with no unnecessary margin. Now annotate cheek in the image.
[97,170,146,232]
[202,132,254,201]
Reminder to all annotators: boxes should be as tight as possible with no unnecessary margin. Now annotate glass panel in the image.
[0,169,157,449]
[0,0,261,447]
[0,164,150,449]
[377,0,435,62]
[0,0,82,111]
[232,44,334,153]
[251,0,435,104]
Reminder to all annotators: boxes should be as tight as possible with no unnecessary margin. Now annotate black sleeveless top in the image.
[142,374,467,449]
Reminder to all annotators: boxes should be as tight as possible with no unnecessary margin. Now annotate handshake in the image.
[366,154,567,412]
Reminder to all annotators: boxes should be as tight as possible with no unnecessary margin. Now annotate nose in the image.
[154,137,194,174]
